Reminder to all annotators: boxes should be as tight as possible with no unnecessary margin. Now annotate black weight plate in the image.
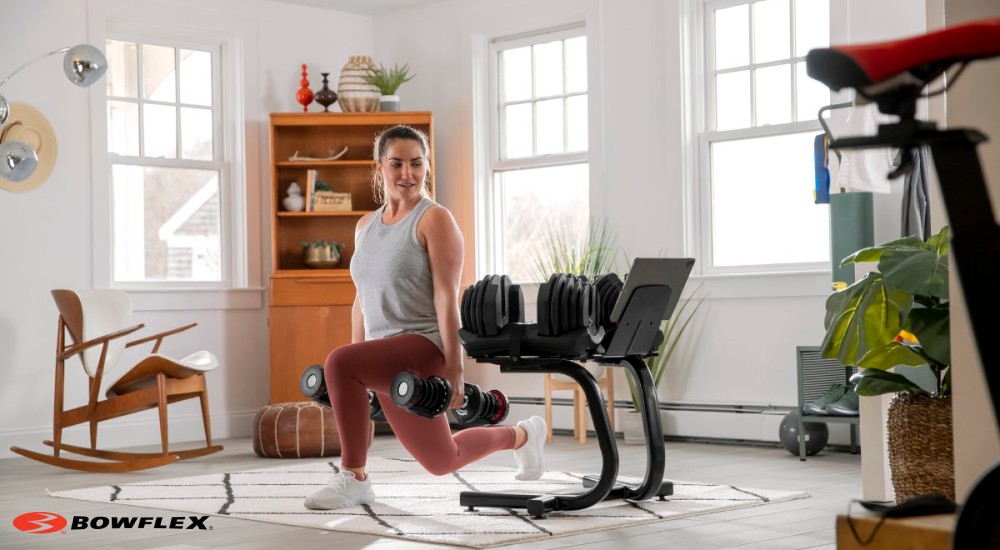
[499,275,512,325]
[549,273,565,336]
[559,274,573,334]
[471,277,484,337]
[482,275,502,336]
[475,275,492,337]
[537,274,557,336]
[460,285,472,332]
[300,364,325,398]
[508,282,524,323]
[567,276,580,330]
[469,280,483,337]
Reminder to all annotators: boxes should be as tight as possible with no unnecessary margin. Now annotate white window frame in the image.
[685,0,832,277]
[482,24,590,279]
[88,0,262,310]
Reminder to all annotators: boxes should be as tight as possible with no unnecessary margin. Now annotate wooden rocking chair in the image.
[9,289,223,472]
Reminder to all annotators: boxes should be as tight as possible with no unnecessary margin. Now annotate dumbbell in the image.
[390,371,509,427]
[299,364,387,422]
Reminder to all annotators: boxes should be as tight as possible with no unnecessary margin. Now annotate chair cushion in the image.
[252,402,343,458]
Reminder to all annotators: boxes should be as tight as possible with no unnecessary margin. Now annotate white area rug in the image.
[50,456,809,548]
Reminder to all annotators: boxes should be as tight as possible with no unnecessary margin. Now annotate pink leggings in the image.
[324,333,516,475]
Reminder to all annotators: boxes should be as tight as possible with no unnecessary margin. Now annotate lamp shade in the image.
[0,140,39,182]
[63,44,108,87]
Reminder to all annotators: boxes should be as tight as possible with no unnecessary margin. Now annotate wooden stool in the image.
[252,402,374,458]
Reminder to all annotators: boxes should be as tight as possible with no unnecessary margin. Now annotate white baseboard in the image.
[0,409,258,460]
[505,402,858,447]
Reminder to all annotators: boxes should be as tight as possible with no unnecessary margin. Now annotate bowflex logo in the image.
[12,512,67,534]
[12,512,209,534]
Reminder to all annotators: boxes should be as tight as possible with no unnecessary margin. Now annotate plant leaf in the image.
[853,368,929,396]
[820,272,912,366]
[878,248,949,299]
[841,236,928,265]
[905,305,950,365]
[857,342,927,370]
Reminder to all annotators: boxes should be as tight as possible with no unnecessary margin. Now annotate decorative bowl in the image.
[302,242,344,269]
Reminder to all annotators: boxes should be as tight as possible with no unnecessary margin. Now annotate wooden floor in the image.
[1,435,860,549]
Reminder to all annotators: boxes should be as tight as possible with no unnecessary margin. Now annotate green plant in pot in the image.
[363,63,414,112]
[820,225,953,502]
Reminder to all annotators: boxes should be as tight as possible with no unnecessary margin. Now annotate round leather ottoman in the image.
[252,402,375,458]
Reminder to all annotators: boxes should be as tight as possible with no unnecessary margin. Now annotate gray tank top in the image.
[350,197,442,352]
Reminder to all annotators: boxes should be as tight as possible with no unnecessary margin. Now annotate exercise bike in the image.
[806,17,1000,549]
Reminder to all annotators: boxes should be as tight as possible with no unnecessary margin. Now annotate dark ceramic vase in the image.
[314,73,338,112]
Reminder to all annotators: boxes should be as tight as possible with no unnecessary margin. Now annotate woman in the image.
[305,125,545,511]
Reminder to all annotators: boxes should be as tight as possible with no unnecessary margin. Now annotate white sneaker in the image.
[513,416,546,481]
[304,470,376,510]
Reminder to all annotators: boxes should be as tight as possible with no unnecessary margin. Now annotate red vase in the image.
[296,64,314,112]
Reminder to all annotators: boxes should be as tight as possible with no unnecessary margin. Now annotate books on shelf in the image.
[304,169,352,211]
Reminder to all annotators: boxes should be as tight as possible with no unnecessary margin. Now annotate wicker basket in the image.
[887,393,955,503]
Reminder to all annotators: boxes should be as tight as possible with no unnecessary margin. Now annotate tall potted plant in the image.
[821,225,952,502]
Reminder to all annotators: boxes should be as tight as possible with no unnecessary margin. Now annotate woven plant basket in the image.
[887,393,955,503]
[337,55,381,112]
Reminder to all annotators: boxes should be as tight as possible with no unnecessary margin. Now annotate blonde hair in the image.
[372,125,431,204]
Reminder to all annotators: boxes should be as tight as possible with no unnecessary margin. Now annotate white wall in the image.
[0,0,374,457]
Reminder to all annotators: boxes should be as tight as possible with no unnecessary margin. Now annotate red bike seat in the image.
[807,18,1000,96]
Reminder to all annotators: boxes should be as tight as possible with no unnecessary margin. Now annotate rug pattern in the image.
[50,456,809,548]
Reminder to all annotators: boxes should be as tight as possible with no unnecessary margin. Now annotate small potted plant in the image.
[363,63,415,112]
[820,226,952,502]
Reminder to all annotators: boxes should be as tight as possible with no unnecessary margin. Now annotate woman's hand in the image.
[444,365,466,410]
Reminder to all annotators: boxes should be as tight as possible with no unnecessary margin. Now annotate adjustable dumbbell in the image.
[299,364,387,422]
[390,371,509,427]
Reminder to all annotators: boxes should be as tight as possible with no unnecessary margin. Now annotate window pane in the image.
[533,40,563,97]
[504,103,532,158]
[112,165,222,282]
[710,132,829,266]
[143,44,176,102]
[566,95,588,152]
[564,36,587,93]
[107,100,139,155]
[796,61,829,121]
[144,104,177,158]
[535,98,564,155]
[181,107,213,160]
[499,163,589,282]
[179,49,212,106]
[753,0,790,63]
[715,4,749,70]
[715,70,751,130]
[795,0,829,57]
[106,40,138,98]
[501,47,532,102]
[755,64,792,126]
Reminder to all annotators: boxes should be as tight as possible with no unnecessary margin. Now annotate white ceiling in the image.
[268,0,444,15]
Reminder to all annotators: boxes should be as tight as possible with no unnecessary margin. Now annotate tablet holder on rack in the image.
[807,18,1000,548]
[457,258,695,518]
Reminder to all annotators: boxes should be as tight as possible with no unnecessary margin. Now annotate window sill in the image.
[122,288,265,311]
[689,270,834,299]
[507,269,834,303]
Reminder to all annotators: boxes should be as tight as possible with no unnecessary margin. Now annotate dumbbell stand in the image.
[459,355,670,518]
